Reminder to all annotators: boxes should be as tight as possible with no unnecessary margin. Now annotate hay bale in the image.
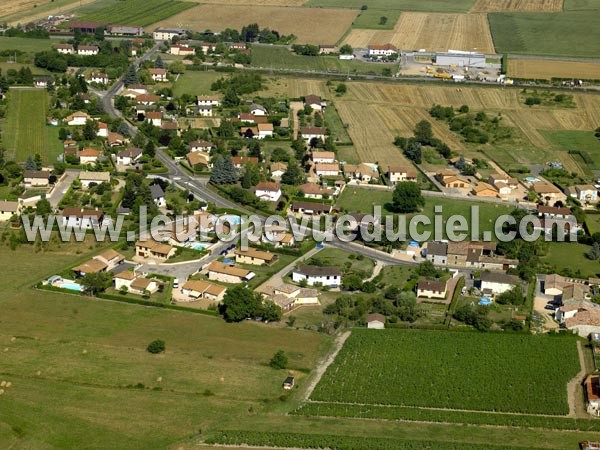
[156,376,162,382]
[10,337,16,342]
[0,389,4,395]
[3,348,8,352]
[82,349,87,354]
[0,381,5,387]
[5,382,11,388]
[36,371,41,376]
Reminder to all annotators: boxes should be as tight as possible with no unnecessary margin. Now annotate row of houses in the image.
[425,241,518,270]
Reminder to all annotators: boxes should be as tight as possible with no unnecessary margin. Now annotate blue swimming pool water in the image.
[192,243,208,250]
[479,298,492,305]
[221,215,241,225]
[61,282,83,291]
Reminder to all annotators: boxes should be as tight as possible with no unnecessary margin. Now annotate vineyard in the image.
[295,402,600,431]
[310,329,580,414]
[205,430,549,450]
[78,0,195,27]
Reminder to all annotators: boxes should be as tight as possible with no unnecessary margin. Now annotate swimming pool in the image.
[192,243,208,251]
[221,215,242,225]
[479,298,492,306]
[61,282,83,292]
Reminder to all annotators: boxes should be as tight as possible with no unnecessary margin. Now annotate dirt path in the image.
[366,261,384,282]
[567,340,587,418]
[290,101,303,140]
[302,330,350,401]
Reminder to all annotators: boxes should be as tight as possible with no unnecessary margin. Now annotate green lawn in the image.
[323,103,352,144]
[0,37,53,53]
[251,46,397,76]
[586,213,600,235]
[76,0,195,27]
[351,10,402,29]
[336,186,514,239]
[313,247,375,277]
[3,88,63,164]
[171,70,226,97]
[336,145,361,164]
[304,0,476,12]
[541,130,600,170]
[541,241,600,278]
[489,11,600,58]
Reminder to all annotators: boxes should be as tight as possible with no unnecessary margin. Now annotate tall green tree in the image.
[154,55,165,69]
[392,182,424,213]
[220,286,262,322]
[123,65,138,87]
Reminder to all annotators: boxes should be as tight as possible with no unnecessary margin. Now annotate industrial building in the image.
[435,50,486,68]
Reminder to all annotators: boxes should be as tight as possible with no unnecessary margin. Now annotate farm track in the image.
[567,341,588,418]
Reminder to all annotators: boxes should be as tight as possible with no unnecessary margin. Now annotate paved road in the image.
[49,169,79,207]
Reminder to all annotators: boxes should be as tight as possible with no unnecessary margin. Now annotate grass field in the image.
[542,241,600,278]
[344,12,494,53]
[172,71,226,97]
[0,0,88,24]
[151,5,358,45]
[76,0,195,27]
[323,103,352,144]
[541,130,600,170]
[3,89,62,164]
[336,187,514,238]
[489,10,600,57]
[304,0,477,13]
[313,248,375,277]
[508,58,600,80]
[471,0,563,12]
[585,213,600,235]
[351,9,402,30]
[311,329,580,414]
[0,37,53,53]
[250,46,396,76]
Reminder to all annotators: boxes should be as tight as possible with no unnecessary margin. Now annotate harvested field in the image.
[0,0,92,25]
[508,58,600,80]
[259,77,329,98]
[343,12,494,53]
[150,5,358,45]
[471,0,563,12]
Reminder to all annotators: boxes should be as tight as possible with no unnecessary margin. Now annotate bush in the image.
[147,339,166,354]
[269,350,288,369]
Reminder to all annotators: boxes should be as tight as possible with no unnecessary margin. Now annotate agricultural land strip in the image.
[303,0,478,13]
[508,58,600,80]
[149,5,358,45]
[471,0,563,12]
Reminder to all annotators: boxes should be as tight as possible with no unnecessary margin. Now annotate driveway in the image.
[49,169,79,207]
[533,275,559,330]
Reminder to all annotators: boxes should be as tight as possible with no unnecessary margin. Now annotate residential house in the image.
[89,72,108,84]
[129,277,160,295]
[262,225,295,247]
[304,94,324,111]
[78,148,100,165]
[197,95,220,107]
[107,132,126,147]
[257,123,273,139]
[543,273,567,296]
[532,181,562,202]
[270,162,287,179]
[301,126,326,142]
[417,279,448,299]
[128,84,148,95]
[23,170,49,188]
[249,103,267,116]
[556,299,600,336]
[188,140,213,152]
[436,171,469,189]
[315,162,340,177]
[298,183,333,200]
[292,265,341,287]
[205,261,255,284]
[153,28,185,40]
[181,279,227,301]
[537,205,572,219]
[146,111,163,127]
[0,201,20,221]
[96,121,108,137]
[230,42,247,50]
[290,201,332,216]
[387,166,418,184]
[344,163,379,183]
[114,270,138,290]
[77,45,99,56]
[196,104,213,117]
[255,182,282,202]
[186,151,211,170]
[472,182,498,197]
[199,42,217,53]
[585,375,600,416]
[79,171,110,189]
[61,208,104,229]
[161,121,179,133]
[34,76,54,88]
[72,258,108,277]
[135,94,159,105]
[68,21,104,34]
[366,313,385,329]
[425,241,449,265]
[54,43,74,54]
[66,111,90,126]
[312,151,335,164]
[319,45,337,54]
[94,248,125,269]
[150,184,166,207]
[569,185,599,203]
[368,43,398,57]
[478,272,520,295]
[170,44,195,56]
[135,240,176,261]
[149,68,167,82]
[234,248,278,266]
[231,156,259,169]
[116,147,143,166]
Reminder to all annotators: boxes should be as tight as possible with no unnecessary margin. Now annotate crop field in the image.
[259,76,329,99]
[508,58,600,80]
[489,11,600,57]
[332,80,600,173]
[186,0,307,4]
[3,89,62,164]
[343,12,494,52]
[304,0,477,13]
[471,0,563,12]
[150,5,358,45]
[77,0,195,27]
[311,329,580,414]
[351,9,402,29]
[0,0,90,24]
[0,37,54,53]
[541,130,600,170]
